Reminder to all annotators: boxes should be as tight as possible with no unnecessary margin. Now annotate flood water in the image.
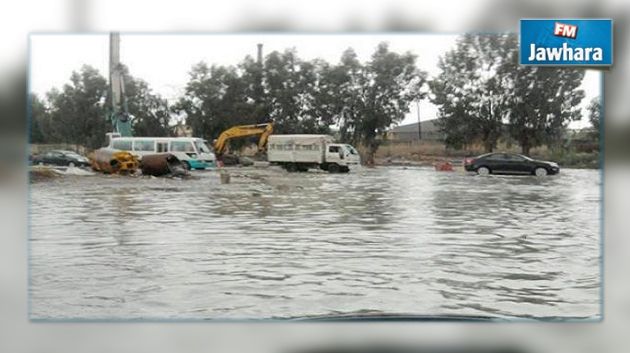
[29,166,601,320]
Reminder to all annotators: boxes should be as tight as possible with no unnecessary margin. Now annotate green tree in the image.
[430,34,509,152]
[45,65,109,148]
[119,66,173,137]
[263,49,330,134]
[587,96,601,144]
[317,48,366,145]
[239,55,270,123]
[431,33,585,155]
[359,42,427,164]
[499,34,585,155]
[174,62,258,143]
[29,93,48,143]
[177,44,425,162]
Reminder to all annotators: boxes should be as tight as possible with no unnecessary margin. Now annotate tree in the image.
[239,55,270,123]
[119,66,173,137]
[45,65,109,148]
[173,62,259,145]
[176,44,425,162]
[430,33,585,155]
[317,48,366,145]
[499,34,585,155]
[36,64,171,148]
[587,96,601,144]
[176,49,335,149]
[29,93,48,143]
[430,34,509,152]
[358,42,427,164]
[263,49,330,134]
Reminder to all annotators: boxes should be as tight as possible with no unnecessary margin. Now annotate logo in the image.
[520,19,612,66]
[554,22,577,39]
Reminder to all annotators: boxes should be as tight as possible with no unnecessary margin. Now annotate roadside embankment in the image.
[370,141,600,169]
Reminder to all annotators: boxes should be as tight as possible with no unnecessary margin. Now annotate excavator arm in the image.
[213,123,274,157]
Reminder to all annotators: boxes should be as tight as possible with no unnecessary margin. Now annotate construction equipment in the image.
[213,123,273,160]
[89,148,139,174]
[140,153,188,177]
[109,32,133,137]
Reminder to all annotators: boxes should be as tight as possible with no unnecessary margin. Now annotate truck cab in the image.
[324,143,361,172]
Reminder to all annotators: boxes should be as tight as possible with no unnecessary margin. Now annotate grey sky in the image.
[30,33,600,129]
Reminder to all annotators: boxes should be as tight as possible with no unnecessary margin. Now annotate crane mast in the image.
[109,32,133,137]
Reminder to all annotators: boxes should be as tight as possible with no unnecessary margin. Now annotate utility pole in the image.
[257,43,263,65]
[416,101,422,140]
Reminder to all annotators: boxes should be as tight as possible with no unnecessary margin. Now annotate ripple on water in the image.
[29,167,601,319]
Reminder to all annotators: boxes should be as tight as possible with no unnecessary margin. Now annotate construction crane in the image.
[109,32,133,137]
[213,123,274,160]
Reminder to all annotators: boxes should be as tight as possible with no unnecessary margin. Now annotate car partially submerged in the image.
[31,150,90,168]
[464,152,559,176]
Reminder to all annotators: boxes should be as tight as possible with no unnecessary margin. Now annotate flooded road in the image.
[29,166,601,320]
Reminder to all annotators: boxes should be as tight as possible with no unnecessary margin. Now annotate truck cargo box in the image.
[267,135,333,164]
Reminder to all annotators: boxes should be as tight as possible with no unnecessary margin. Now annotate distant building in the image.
[386,119,444,142]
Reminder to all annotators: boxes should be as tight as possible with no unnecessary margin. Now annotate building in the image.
[386,119,444,142]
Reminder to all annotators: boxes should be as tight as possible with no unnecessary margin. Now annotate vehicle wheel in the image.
[477,166,490,176]
[68,162,75,168]
[182,161,191,170]
[328,163,340,173]
[534,167,548,177]
[340,166,350,173]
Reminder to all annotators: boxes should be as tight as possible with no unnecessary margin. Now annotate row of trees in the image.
[32,42,425,163]
[31,65,172,149]
[31,35,594,160]
[172,43,426,163]
[430,33,588,155]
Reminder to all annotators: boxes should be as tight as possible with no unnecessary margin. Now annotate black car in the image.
[31,150,91,168]
[464,152,559,176]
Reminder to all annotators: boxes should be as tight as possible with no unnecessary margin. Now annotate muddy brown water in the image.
[29,166,601,320]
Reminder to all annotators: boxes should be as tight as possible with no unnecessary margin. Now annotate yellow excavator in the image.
[213,123,274,162]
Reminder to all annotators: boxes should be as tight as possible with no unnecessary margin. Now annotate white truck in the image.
[267,135,361,173]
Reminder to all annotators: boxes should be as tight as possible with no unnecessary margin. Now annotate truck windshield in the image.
[195,140,212,153]
[344,145,358,155]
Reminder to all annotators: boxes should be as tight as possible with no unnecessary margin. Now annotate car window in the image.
[329,146,339,153]
[485,153,505,161]
[156,142,168,152]
[506,154,526,161]
[195,140,211,153]
[171,141,195,152]
[112,140,132,151]
[134,140,155,152]
[345,145,358,154]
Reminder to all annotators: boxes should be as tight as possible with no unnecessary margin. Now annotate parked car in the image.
[31,150,90,168]
[464,152,560,176]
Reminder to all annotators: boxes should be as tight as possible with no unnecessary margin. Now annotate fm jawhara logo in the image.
[520,19,612,66]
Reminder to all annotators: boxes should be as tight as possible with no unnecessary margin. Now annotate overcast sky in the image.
[30,34,600,129]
